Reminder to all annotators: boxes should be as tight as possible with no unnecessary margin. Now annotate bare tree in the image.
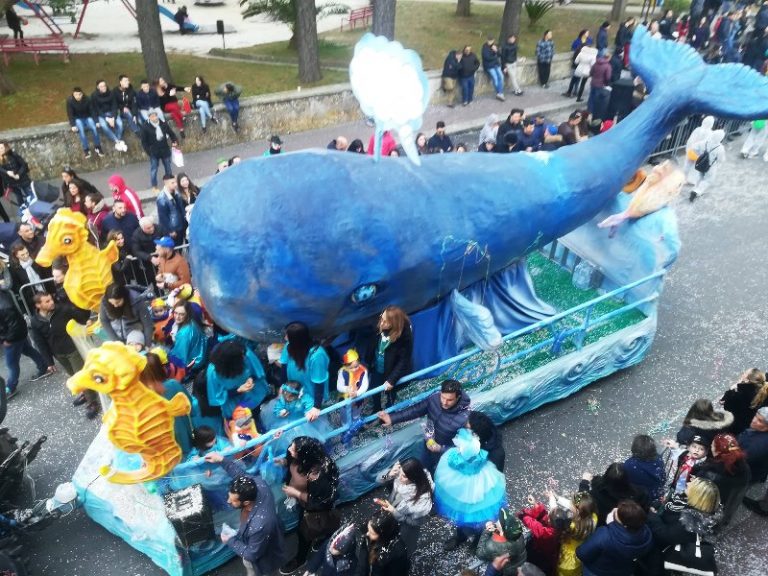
[456,0,471,17]
[0,0,16,94]
[296,0,321,83]
[611,0,628,21]
[372,0,396,39]
[499,0,524,42]
[136,0,173,82]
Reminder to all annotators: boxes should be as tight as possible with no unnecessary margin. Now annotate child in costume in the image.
[517,495,562,576]
[476,507,528,575]
[336,349,369,425]
[261,380,333,453]
[150,298,173,345]
[669,434,709,497]
[554,491,597,576]
[433,427,507,529]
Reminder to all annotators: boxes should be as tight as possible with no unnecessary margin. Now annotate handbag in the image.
[299,508,341,542]
[172,147,184,168]
[663,533,717,576]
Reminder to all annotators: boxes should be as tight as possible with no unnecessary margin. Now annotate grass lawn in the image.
[0,54,348,131]
[232,1,614,69]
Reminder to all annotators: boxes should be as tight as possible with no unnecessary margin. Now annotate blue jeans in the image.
[98,114,124,143]
[459,75,475,104]
[149,155,173,188]
[74,117,101,151]
[487,66,504,94]
[119,110,141,134]
[195,100,213,128]
[4,337,47,392]
[224,99,239,124]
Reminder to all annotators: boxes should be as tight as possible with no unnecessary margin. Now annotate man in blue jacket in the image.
[377,378,470,471]
[156,174,187,245]
[576,500,652,576]
[205,452,287,576]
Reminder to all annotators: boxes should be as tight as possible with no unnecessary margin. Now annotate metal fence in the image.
[647,115,748,163]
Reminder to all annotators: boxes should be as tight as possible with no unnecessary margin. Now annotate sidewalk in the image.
[67,77,579,204]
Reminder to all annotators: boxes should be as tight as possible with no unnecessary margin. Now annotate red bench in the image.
[0,36,70,66]
[340,5,373,31]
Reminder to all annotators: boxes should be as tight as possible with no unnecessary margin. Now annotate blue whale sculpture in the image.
[190,27,768,340]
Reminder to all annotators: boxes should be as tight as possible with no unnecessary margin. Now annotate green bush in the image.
[662,0,691,15]
[524,0,556,27]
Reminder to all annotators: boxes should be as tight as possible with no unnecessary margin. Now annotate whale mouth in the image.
[350,283,381,305]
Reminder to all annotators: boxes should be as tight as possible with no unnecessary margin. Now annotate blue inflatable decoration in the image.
[190,27,768,343]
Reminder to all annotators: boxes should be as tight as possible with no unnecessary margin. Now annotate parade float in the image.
[37,26,768,576]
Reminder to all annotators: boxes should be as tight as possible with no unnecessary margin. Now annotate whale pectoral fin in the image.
[167,392,192,418]
[597,212,629,229]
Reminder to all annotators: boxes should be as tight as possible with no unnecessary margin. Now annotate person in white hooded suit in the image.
[683,115,715,185]
[689,129,726,201]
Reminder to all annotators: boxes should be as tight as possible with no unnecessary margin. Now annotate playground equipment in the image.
[73,0,198,39]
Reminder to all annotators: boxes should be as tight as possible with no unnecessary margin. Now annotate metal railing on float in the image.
[174,267,666,472]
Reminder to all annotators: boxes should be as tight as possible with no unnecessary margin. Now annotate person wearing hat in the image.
[125,330,145,352]
[263,135,283,157]
[139,108,178,191]
[476,508,527,575]
[588,48,613,121]
[336,349,369,425]
[152,235,191,291]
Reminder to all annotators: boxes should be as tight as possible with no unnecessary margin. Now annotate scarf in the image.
[20,259,43,288]
[150,119,163,141]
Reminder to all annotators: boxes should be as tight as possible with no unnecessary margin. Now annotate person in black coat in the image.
[719,368,768,435]
[636,478,721,576]
[5,7,23,41]
[0,142,33,213]
[366,305,413,411]
[114,75,140,136]
[67,88,104,158]
[691,433,751,525]
[676,398,734,446]
[458,45,480,106]
[580,462,650,526]
[468,410,505,472]
[91,80,127,151]
[0,265,48,397]
[441,49,462,107]
[360,511,410,576]
[8,241,53,314]
[140,110,178,190]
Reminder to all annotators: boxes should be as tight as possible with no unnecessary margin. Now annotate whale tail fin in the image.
[631,26,768,119]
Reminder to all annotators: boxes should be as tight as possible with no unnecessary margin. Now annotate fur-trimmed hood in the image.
[687,410,734,431]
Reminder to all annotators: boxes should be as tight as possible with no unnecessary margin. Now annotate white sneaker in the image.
[119,141,128,152]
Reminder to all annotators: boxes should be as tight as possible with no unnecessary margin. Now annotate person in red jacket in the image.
[108,173,144,218]
[518,496,561,576]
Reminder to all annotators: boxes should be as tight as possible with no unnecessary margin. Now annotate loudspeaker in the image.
[216,19,224,35]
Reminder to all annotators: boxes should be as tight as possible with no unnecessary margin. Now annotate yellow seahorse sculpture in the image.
[67,341,192,484]
[35,208,118,312]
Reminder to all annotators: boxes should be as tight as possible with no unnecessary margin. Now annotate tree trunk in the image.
[0,0,15,94]
[135,0,173,82]
[610,0,628,22]
[296,0,321,83]
[0,68,14,96]
[372,0,396,40]
[499,0,524,42]
[456,0,471,17]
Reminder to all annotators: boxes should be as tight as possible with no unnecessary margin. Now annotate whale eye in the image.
[350,283,379,305]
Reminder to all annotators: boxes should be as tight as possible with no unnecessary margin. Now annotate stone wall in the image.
[0,53,572,180]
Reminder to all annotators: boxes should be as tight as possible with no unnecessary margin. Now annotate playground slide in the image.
[157,5,198,32]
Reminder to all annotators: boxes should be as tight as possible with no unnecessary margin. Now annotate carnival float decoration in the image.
[60,26,768,576]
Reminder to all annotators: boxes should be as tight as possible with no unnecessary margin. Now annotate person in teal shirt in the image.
[170,301,207,374]
[278,321,330,422]
[142,352,194,457]
[206,338,269,420]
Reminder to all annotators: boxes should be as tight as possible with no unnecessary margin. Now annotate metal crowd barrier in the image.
[647,114,749,163]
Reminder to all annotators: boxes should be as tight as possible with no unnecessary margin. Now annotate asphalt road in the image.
[5,132,767,576]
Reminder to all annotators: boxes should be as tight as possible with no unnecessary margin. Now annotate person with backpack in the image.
[688,129,726,202]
